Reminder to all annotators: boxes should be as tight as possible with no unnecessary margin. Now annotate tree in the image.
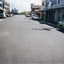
[23,11,28,14]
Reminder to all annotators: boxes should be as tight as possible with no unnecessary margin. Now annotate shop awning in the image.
[0,1,2,4]
[34,10,39,12]
[39,10,45,12]
[53,3,64,9]
[0,9,4,11]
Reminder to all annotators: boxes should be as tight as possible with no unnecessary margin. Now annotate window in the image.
[54,0,57,5]
[58,0,60,4]
[0,4,2,7]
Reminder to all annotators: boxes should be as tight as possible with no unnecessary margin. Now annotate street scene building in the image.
[31,4,41,17]
[0,0,10,17]
[0,0,64,64]
[3,0,10,14]
[0,0,4,17]
[45,0,64,22]
[12,8,18,14]
[39,0,46,20]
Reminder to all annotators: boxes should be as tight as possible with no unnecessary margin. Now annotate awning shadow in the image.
[56,29,64,33]
[32,28,54,31]
[37,20,64,33]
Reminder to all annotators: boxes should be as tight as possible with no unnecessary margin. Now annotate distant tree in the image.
[23,11,28,14]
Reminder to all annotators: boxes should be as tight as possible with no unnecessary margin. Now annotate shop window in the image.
[58,10,62,21]
[62,15,64,20]
[0,4,2,7]
[58,0,60,4]
[54,0,57,5]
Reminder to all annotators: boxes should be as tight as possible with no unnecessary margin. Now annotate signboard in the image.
[60,0,64,3]
[47,2,52,9]
[53,3,64,8]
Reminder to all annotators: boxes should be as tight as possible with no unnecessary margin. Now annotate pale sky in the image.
[6,0,42,12]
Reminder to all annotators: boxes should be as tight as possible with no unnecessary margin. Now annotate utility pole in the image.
[44,0,47,21]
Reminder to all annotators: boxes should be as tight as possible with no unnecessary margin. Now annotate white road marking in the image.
[0,19,4,22]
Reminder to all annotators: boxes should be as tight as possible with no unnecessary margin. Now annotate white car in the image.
[10,14,13,17]
[32,15,40,20]
[25,14,30,17]
[31,14,35,19]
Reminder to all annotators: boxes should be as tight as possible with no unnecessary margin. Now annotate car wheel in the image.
[32,18,33,19]
[60,25,63,30]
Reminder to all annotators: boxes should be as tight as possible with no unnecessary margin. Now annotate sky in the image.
[6,0,42,13]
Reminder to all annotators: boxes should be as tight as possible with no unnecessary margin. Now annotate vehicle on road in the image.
[6,14,10,17]
[25,14,30,17]
[31,14,35,19]
[58,20,64,30]
[32,15,40,20]
[9,14,13,17]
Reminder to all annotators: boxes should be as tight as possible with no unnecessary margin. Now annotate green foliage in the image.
[23,11,28,14]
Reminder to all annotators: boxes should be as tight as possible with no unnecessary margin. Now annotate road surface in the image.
[0,15,64,64]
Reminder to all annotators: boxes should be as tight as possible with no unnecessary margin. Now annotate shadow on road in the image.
[0,17,5,19]
[38,20,58,28]
[56,29,64,33]
[37,20,64,33]
[32,28,54,31]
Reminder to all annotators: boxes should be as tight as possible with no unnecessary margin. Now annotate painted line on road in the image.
[0,19,4,22]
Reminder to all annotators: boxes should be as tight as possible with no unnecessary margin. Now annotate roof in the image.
[3,0,10,4]
[31,5,41,9]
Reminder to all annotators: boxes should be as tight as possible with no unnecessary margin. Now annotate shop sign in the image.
[53,4,64,8]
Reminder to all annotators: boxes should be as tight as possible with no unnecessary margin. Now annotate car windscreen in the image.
[35,15,38,17]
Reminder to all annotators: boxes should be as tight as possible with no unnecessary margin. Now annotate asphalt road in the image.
[0,15,64,64]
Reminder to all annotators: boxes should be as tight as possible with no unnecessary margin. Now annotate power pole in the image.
[44,0,47,21]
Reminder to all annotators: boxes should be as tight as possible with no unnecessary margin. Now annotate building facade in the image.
[39,0,46,20]
[12,8,18,13]
[45,0,64,22]
[12,8,18,14]
[0,0,10,17]
[31,4,41,17]
[3,0,10,14]
[0,0,4,17]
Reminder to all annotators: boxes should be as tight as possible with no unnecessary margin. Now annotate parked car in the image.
[9,14,13,17]
[25,14,27,16]
[12,14,14,16]
[25,14,30,17]
[32,15,40,20]
[58,20,64,30]
[31,14,35,19]
[6,14,10,17]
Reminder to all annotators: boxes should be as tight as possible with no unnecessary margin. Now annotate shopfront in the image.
[62,8,64,20]
[46,10,55,22]
[0,9,3,17]
[39,10,45,20]
[58,9,62,21]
